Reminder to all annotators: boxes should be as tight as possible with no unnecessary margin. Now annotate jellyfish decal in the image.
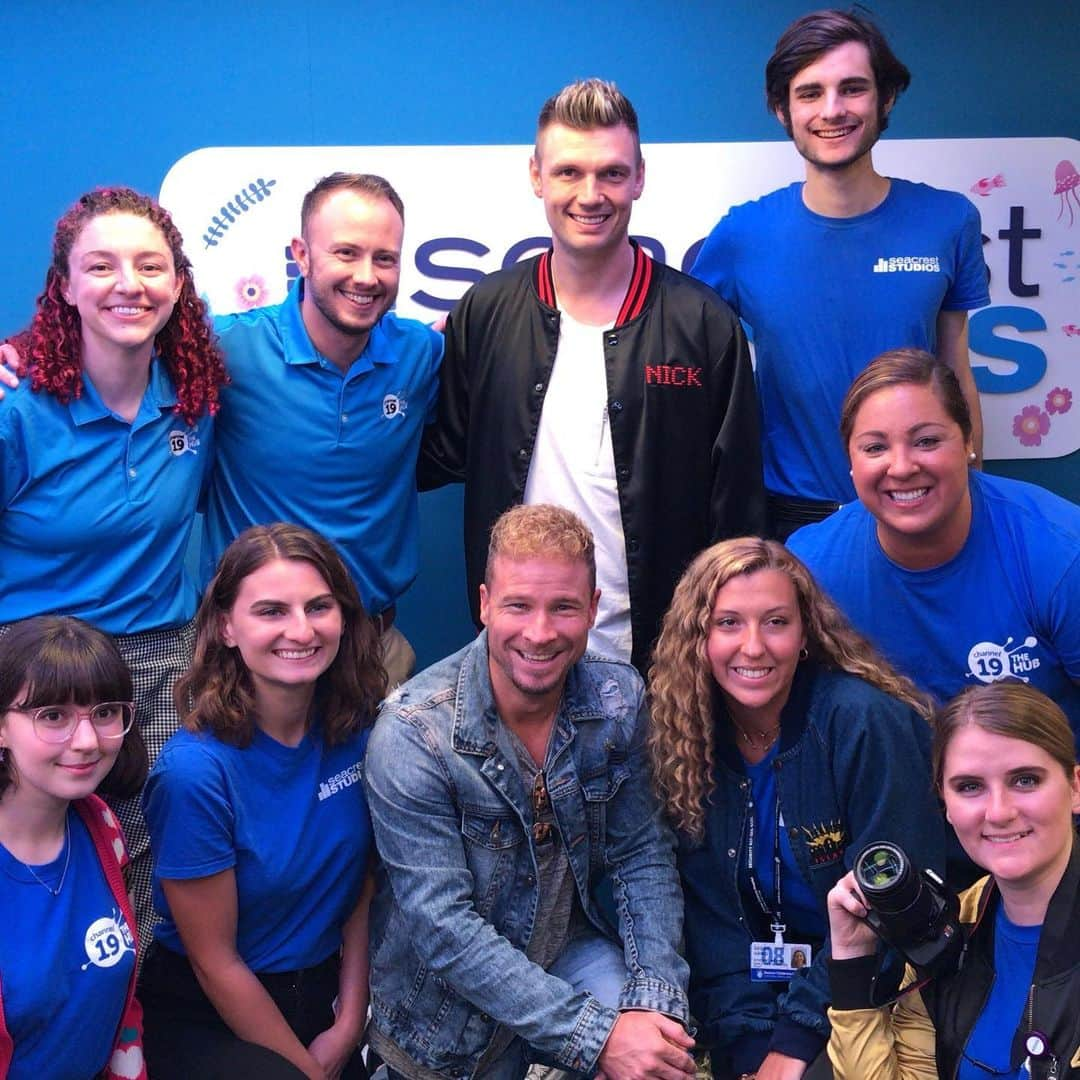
[1055,160,1080,227]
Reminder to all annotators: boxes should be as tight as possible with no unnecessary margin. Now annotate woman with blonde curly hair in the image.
[649,538,945,1080]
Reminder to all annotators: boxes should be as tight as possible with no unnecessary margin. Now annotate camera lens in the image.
[854,842,921,916]
[856,844,906,890]
[852,841,964,978]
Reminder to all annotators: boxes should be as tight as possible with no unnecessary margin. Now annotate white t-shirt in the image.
[524,310,631,661]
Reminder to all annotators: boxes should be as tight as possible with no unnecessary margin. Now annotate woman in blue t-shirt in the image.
[648,538,944,1080]
[787,348,1080,739]
[0,615,149,1080]
[827,682,1080,1080]
[140,523,386,1079]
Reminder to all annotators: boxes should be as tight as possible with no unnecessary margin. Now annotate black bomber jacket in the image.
[419,243,766,672]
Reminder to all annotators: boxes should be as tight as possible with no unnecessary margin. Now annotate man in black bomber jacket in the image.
[420,78,766,674]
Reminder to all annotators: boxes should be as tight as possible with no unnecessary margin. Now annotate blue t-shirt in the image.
[0,358,213,634]
[959,906,1040,1080]
[0,807,136,1080]
[744,745,825,942]
[788,471,1080,739]
[692,179,989,503]
[144,721,372,972]
[203,281,443,614]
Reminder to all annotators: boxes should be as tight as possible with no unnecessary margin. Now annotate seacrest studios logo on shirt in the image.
[317,761,363,802]
[966,635,1043,683]
[167,428,201,457]
[871,255,943,273]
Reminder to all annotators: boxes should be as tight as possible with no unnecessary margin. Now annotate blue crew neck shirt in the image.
[789,470,1080,738]
[692,179,989,503]
[145,722,372,972]
[959,905,1041,1080]
[744,744,826,942]
[0,807,135,1079]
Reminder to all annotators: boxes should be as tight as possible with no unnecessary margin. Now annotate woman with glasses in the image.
[0,187,227,938]
[141,524,384,1079]
[827,682,1080,1080]
[0,616,149,1079]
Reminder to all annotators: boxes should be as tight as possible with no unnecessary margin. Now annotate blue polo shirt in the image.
[0,360,213,634]
[203,281,442,614]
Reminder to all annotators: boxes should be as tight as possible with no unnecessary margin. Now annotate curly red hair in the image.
[21,187,227,425]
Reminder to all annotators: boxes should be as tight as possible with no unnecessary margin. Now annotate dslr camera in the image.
[853,841,965,978]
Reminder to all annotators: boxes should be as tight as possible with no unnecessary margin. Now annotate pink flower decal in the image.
[1045,386,1073,415]
[1013,405,1051,446]
[234,274,267,311]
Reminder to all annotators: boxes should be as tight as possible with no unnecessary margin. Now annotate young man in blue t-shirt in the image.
[692,9,989,536]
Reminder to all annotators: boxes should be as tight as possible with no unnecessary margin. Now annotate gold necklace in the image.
[732,719,781,749]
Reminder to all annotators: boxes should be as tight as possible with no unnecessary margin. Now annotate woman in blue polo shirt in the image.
[0,187,227,937]
[141,523,385,1078]
[0,615,149,1079]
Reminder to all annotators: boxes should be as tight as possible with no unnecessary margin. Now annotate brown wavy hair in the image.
[648,538,930,841]
[176,524,386,747]
[17,186,227,426]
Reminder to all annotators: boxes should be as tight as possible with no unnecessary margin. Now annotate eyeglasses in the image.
[11,703,136,744]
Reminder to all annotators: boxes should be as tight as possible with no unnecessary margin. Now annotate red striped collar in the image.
[534,242,653,328]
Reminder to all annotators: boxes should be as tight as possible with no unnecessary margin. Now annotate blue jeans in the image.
[387,931,625,1080]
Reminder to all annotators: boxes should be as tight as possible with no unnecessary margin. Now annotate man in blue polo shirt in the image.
[0,173,442,684]
[204,173,442,683]
[692,9,989,539]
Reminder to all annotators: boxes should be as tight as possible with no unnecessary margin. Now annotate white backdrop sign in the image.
[161,138,1080,460]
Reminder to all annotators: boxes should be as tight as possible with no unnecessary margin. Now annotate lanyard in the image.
[744,791,786,940]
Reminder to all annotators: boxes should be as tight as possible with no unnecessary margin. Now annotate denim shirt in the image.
[364,633,689,1077]
[677,664,946,1077]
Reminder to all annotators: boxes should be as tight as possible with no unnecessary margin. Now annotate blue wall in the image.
[3,0,1077,666]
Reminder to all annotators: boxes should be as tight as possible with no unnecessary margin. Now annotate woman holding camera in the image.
[827,682,1080,1080]
[649,538,945,1080]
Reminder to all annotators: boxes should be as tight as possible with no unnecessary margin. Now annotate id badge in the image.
[749,941,813,982]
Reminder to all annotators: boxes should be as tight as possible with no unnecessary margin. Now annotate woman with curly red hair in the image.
[0,186,228,940]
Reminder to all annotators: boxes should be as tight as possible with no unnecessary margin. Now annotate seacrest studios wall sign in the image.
[161,137,1080,462]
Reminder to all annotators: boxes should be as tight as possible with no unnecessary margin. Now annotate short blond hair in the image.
[536,79,640,160]
[485,504,596,589]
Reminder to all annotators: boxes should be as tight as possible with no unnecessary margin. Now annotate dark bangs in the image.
[0,617,133,710]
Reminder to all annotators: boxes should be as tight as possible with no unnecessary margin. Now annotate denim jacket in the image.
[364,633,689,1078]
[677,664,946,1077]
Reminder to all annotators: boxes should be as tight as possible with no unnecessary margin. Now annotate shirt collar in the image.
[280,277,400,375]
[69,355,177,427]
